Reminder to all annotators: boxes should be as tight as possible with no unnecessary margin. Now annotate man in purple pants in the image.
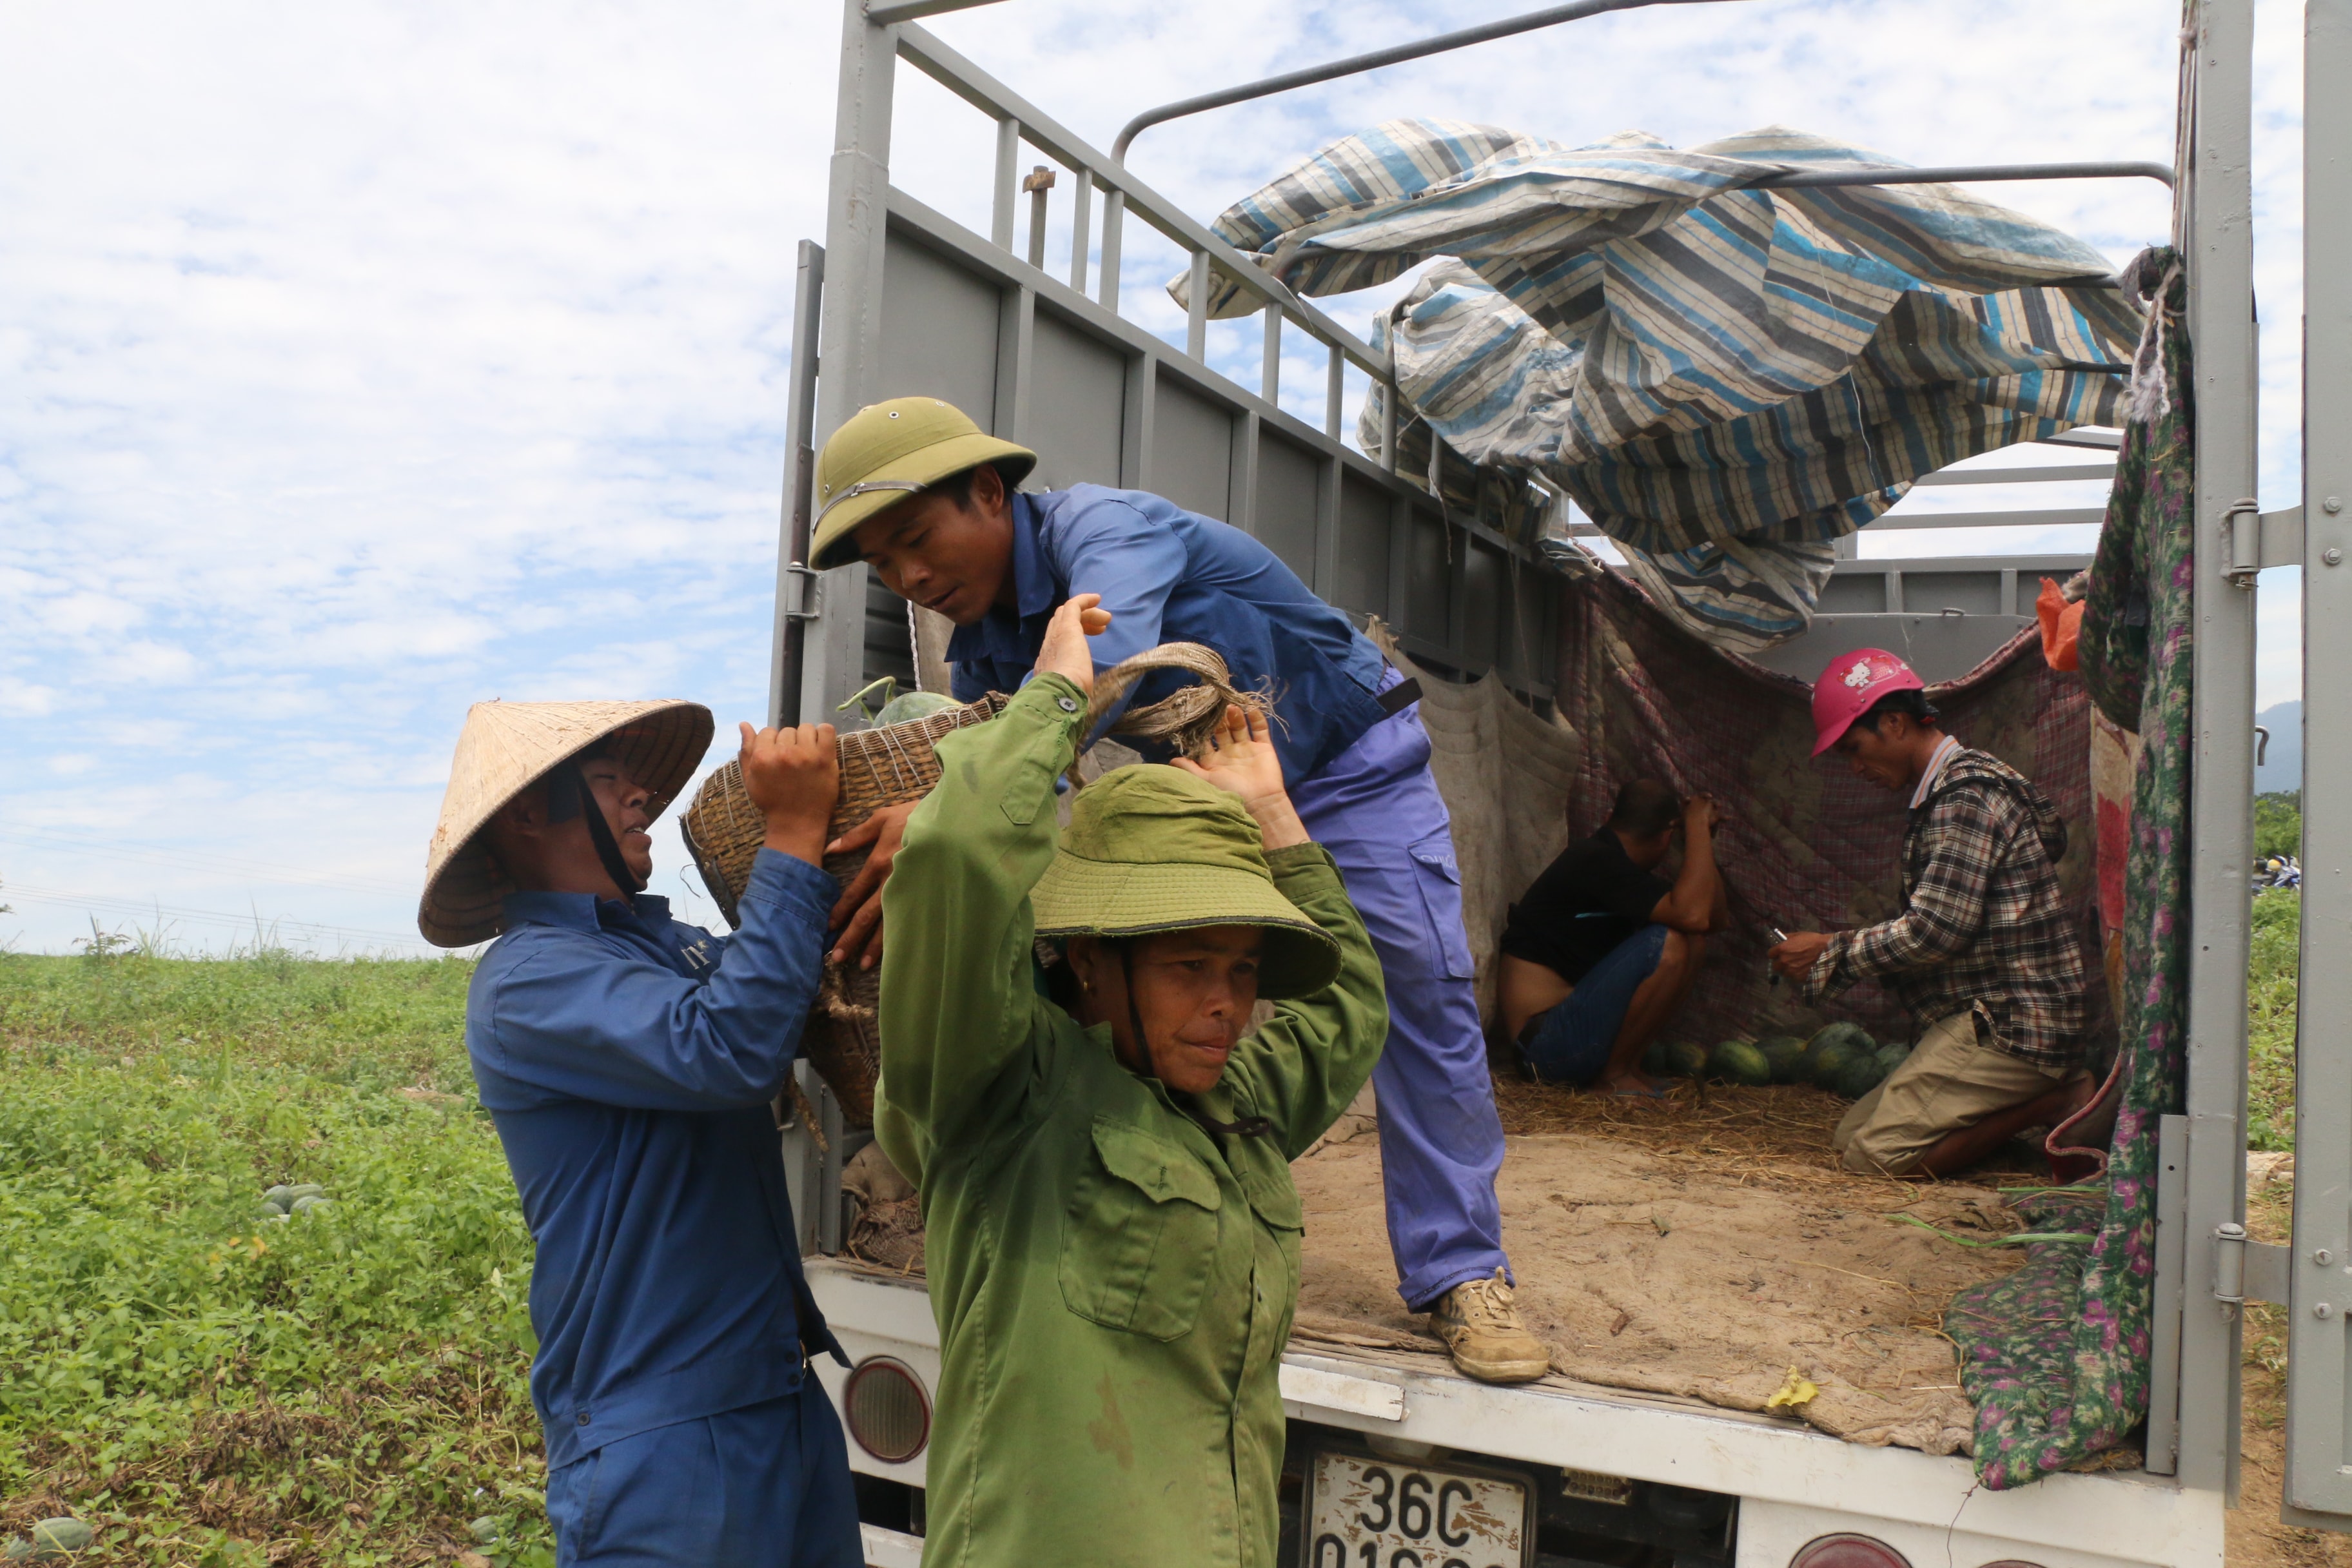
[808,397,1549,1384]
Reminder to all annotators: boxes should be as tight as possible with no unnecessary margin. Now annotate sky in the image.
[0,0,2311,956]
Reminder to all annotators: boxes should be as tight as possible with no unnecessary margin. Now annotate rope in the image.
[1076,643,1271,775]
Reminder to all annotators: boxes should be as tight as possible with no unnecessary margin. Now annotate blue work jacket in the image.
[465,848,844,1469]
[946,485,1389,787]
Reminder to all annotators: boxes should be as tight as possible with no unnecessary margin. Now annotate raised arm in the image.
[873,597,1107,1185]
[1649,794,1721,934]
[1793,785,2006,1001]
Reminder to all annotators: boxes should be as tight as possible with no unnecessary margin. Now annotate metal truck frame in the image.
[762,1,2343,1561]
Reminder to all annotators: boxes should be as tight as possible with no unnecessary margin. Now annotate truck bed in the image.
[1289,1079,2044,1458]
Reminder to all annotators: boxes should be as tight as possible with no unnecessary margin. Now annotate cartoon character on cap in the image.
[1810,647,1926,756]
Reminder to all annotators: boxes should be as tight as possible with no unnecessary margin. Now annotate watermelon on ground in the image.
[1640,1040,1671,1077]
[1808,1040,1862,1092]
[1666,1040,1709,1079]
[1807,1022,1874,1060]
[1834,1053,1888,1101]
[1874,1043,1912,1079]
[1709,1039,1772,1086]
[1756,1035,1807,1083]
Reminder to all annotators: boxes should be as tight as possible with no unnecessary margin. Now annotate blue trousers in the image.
[1292,681,1511,1311]
[545,1383,862,1568]
[1521,924,1669,1085]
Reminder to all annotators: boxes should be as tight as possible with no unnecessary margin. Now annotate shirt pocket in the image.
[1059,1116,1224,1342]
[1407,830,1477,981]
[1239,1165,1306,1293]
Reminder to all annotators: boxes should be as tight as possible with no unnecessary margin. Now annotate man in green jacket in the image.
[872,594,1389,1568]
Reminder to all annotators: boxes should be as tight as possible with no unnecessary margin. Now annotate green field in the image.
[0,882,2311,1562]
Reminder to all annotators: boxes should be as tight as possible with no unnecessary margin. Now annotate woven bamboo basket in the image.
[680,693,1008,1126]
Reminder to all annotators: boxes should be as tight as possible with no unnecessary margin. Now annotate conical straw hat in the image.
[418,699,714,948]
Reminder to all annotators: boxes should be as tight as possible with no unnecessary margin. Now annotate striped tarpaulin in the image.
[1181,121,2139,651]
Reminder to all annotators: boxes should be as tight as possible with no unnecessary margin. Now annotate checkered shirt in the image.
[1801,748,2090,1071]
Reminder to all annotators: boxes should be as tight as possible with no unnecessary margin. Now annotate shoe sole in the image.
[1451,1354,1551,1384]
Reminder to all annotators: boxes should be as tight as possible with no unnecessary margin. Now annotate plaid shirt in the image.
[1802,748,2089,1071]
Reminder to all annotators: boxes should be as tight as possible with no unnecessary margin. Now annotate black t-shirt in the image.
[1500,828,1672,984]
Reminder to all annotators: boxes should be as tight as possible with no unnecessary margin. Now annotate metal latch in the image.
[783,564,823,621]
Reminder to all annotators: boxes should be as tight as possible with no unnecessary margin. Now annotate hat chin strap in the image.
[548,758,647,901]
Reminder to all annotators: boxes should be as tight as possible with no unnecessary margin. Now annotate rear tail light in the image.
[1792,1534,1913,1568]
[843,1355,932,1463]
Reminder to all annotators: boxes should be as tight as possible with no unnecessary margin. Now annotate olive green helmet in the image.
[809,397,1036,570]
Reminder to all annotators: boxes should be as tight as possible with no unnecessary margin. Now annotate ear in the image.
[970,462,1008,518]
[1064,934,1101,990]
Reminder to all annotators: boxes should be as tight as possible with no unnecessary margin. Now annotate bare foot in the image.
[1595,1071,1675,1099]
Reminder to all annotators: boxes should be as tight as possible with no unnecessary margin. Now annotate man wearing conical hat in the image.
[809,395,1549,1385]
[870,594,1387,1568]
[419,701,861,1566]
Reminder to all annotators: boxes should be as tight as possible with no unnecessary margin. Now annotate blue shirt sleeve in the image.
[480,849,836,1112]
[1039,493,1187,733]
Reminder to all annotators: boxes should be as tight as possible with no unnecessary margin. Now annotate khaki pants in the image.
[1833,1010,2072,1176]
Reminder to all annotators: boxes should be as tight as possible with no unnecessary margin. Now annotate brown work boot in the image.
[1429,1269,1551,1384]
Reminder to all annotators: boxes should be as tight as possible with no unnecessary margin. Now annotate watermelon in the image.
[1808,1022,1875,1060]
[874,691,958,727]
[1834,1054,1887,1101]
[1666,1040,1709,1079]
[291,1195,333,1216]
[284,1183,325,1202]
[1756,1035,1808,1084]
[1708,1039,1772,1086]
[30,1520,91,1554]
[1874,1042,1912,1079]
[264,1184,296,1210]
[1808,1039,1862,1092]
[1640,1040,1671,1077]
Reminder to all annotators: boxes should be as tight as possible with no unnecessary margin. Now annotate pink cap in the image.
[1810,648,1925,756]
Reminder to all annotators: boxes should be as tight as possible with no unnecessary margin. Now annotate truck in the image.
[753,3,2349,1563]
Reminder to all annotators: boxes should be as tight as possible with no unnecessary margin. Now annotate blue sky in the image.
[0,0,2309,955]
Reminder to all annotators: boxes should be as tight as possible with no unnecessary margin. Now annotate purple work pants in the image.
[1291,678,1511,1311]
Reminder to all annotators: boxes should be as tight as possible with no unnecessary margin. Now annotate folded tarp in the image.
[1180,121,2140,651]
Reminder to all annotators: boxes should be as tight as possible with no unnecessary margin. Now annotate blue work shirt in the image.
[946,485,1390,786]
[466,848,845,1470]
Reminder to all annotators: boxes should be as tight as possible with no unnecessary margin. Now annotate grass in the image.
[2249,888,2300,1152]
[0,948,550,1567]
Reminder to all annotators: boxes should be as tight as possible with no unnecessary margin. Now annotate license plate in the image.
[1302,1448,1530,1568]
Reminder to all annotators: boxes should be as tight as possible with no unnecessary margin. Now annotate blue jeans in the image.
[1292,672,1511,1313]
[1521,925,1670,1086]
[545,1383,861,1567]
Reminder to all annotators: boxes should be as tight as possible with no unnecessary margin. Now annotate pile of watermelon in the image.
[1641,1022,1912,1099]
[258,1182,332,1221]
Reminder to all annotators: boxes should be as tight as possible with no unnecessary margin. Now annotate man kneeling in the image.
[872,595,1389,1567]
[1495,781,1725,1095]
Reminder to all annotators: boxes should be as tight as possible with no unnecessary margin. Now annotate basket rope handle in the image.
[1073,642,1270,784]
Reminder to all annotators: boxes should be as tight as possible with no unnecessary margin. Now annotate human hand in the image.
[1683,793,1721,834]
[1173,705,1307,850]
[1032,593,1112,693]
[824,799,921,970]
[739,721,839,868]
[1769,930,1830,981]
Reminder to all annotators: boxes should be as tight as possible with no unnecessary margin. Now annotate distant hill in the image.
[2258,700,2300,794]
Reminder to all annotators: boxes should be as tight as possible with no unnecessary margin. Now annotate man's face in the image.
[575,757,656,886]
[1625,827,1678,872]
[1836,713,1916,792]
[852,467,1016,626]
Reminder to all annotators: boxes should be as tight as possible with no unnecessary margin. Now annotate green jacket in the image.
[873,675,1388,1568]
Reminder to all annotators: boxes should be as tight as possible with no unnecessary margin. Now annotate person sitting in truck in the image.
[417,700,861,1567]
[1495,779,1726,1094]
[807,395,1553,1385]
[1769,649,2093,1179]
[870,593,1389,1568]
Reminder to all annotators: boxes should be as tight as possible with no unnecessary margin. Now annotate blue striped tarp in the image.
[1181,121,2138,651]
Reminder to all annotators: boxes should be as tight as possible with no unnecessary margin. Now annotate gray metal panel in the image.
[2286,0,2352,1527]
[1335,472,1392,621]
[1743,613,2037,686]
[1024,304,1126,489]
[1899,570,2004,616]
[2148,1114,2191,1474]
[1254,429,1322,580]
[879,230,1002,423]
[1406,512,1450,642]
[2178,0,2259,1501]
[1152,371,1234,522]
[1462,542,1504,669]
[1817,574,1889,613]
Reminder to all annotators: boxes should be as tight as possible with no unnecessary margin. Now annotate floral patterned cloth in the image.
[1946,248,2193,1485]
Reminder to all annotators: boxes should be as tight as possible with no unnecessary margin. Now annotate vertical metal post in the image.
[1186,251,1211,360]
[2176,0,2258,1502]
[1262,306,1282,404]
[2147,1113,2191,1475]
[990,116,1020,250]
[1068,166,1092,294]
[1097,188,1125,311]
[769,239,826,729]
[1380,371,1398,474]
[2284,0,2352,1524]
[1325,342,1346,439]
[802,0,896,732]
[1022,164,1054,270]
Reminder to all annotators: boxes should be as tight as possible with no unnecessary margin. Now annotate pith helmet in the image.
[418,700,714,947]
[1030,766,1342,999]
[809,397,1036,571]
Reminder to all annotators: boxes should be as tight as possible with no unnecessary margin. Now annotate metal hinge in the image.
[2214,1222,2291,1306]
[783,564,823,621]
[2225,498,2262,587]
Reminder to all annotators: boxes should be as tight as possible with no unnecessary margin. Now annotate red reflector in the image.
[1792,1534,1913,1568]
[843,1355,931,1464]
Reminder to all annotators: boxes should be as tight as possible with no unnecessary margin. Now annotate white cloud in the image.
[0,0,2310,952]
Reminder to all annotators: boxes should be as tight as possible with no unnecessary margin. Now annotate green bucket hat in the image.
[809,397,1037,571]
[1031,766,1342,1000]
